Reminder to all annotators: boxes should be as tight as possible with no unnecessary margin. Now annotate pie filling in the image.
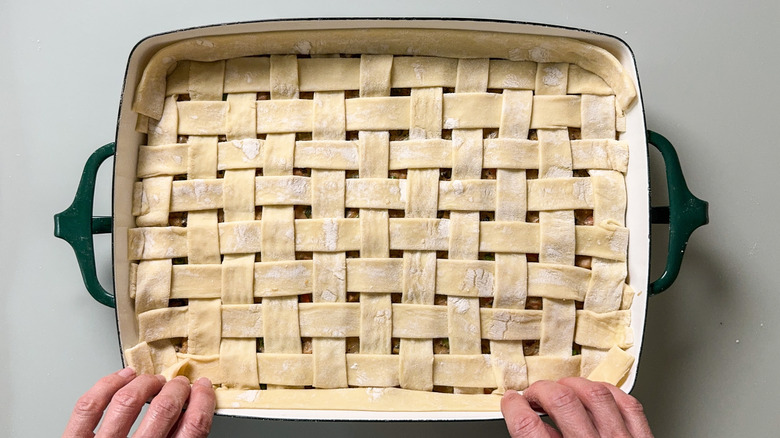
[124,28,637,411]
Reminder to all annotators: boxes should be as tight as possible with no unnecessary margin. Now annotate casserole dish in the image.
[54,18,708,421]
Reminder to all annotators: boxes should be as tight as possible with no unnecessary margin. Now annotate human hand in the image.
[63,368,216,438]
[501,377,653,437]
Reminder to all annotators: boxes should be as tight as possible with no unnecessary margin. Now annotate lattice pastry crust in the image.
[124,28,637,412]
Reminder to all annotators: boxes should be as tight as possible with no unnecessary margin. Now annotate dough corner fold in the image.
[586,345,634,385]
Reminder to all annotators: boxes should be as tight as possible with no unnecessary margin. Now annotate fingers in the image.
[501,390,561,438]
[65,370,216,438]
[95,374,166,438]
[64,367,138,438]
[503,379,653,438]
[522,381,600,438]
[605,384,655,438]
[558,378,632,437]
[131,376,192,438]
[170,378,216,438]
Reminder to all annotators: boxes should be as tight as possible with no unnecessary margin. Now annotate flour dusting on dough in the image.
[504,74,521,88]
[285,176,308,198]
[451,297,471,314]
[443,117,459,129]
[294,40,312,55]
[529,47,551,62]
[195,39,215,48]
[232,222,259,250]
[373,309,391,324]
[542,66,564,87]
[398,180,408,203]
[263,263,308,280]
[412,62,425,81]
[323,219,339,251]
[367,387,386,401]
[461,268,494,297]
[232,139,261,161]
[436,219,450,237]
[572,178,592,202]
[489,311,510,339]
[536,267,566,287]
[451,180,465,195]
[235,391,258,403]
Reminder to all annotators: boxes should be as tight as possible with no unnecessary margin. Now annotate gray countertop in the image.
[2,1,778,436]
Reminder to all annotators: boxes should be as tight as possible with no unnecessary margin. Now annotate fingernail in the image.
[503,389,519,397]
[118,367,136,378]
[195,377,212,388]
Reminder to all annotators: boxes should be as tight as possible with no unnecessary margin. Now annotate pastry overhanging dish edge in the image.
[111,20,651,420]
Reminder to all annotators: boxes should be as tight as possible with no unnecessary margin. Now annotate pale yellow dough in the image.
[125,26,637,412]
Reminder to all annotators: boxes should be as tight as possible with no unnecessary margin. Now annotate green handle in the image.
[647,131,709,295]
[55,136,703,302]
[54,143,117,308]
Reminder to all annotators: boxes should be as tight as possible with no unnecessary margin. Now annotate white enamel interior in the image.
[112,18,650,421]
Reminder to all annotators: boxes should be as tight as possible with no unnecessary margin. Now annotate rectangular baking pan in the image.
[54,18,708,421]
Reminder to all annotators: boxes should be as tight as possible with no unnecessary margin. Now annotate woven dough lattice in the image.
[125,32,636,411]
